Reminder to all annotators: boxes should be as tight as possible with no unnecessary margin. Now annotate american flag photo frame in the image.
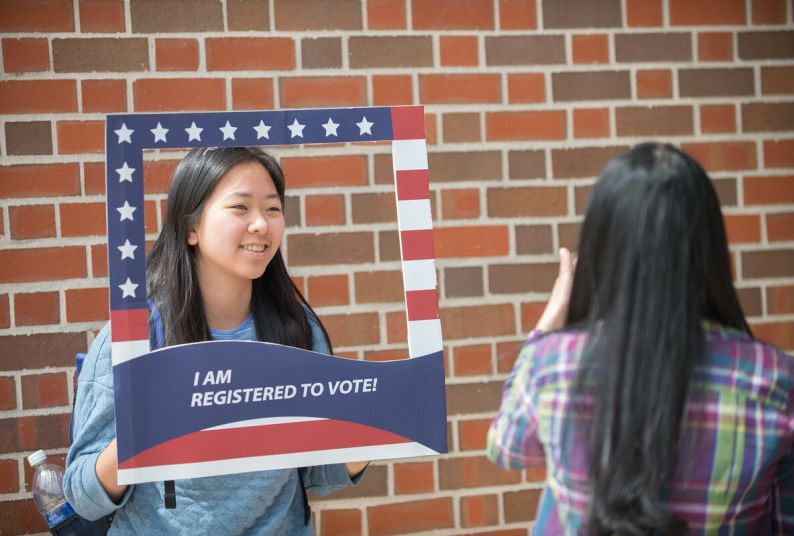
[104,106,448,484]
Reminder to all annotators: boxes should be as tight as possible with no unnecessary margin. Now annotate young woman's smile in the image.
[240,243,268,253]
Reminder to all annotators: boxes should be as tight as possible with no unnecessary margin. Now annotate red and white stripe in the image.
[110,307,151,366]
[390,106,443,358]
[116,416,437,484]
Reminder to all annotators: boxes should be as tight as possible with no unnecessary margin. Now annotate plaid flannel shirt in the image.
[487,322,794,535]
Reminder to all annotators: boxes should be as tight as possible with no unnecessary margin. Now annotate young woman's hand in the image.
[535,247,577,333]
[345,461,369,478]
[95,438,128,502]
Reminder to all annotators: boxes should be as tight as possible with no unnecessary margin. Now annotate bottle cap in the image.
[27,450,47,467]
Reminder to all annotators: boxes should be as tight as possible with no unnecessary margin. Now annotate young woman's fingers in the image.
[534,248,576,333]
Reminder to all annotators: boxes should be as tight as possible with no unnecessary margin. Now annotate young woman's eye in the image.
[230,204,247,211]
[267,206,283,213]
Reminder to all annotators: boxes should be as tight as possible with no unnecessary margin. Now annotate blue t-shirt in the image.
[64,312,361,535]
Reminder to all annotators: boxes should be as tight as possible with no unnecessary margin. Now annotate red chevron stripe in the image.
[118,419,412,469]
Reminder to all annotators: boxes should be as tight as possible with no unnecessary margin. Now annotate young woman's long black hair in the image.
[566,143,751,535]
[146,147,332,352]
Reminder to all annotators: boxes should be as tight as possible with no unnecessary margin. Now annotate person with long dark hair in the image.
[64,147,368,534]
[488,143,793,534]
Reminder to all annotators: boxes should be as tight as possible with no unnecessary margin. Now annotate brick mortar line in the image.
[761,282,770,317]
[761,211,770,245]
[3,290,792,338]
[294,33,303,71]
[3,68,794,94]
[0,401,74,419]
[5,23,794,40]
[4,207,793,233]
[551,209,561,252]
[490,0,501,31]
[0,490,46,503]
[4,53,794,79]
[2,99,793,124]
[450,482,462,530]
[566,182,576,217]
[78,161,87,197]
[0,237,794,260]
[122,0,133,37]
[0,275,114,292]
[0,320,522,344]
[3,135,794,168]
[661,0,672,28]
[51,195,63,243]
[0,241,792,265]
[431,33,441,71]
[12,368,22,419]
[311,486,546,509]
[720,206,794,215]
[70,0,80,34]
[0,107,6,155]
[357,0,368,33]
[0,321,103,337]
[477,31,487,73]
[314,478,546,503]
[565,32,575,66]
[267,0,277,39]
[4,106,793,124]
[0,155,782,177]
[1,200,9,240]
[3,285,794,322]
[220,0,229,33]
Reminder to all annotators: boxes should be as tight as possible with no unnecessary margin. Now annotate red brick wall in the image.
[1,0,793,534]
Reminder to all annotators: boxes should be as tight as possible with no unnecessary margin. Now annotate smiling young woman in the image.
[187,160,286,330]
[64,147,368,535]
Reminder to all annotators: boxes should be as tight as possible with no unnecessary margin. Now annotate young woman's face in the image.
[188,160,285,290]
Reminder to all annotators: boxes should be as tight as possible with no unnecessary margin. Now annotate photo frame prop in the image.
[104,106,447,484]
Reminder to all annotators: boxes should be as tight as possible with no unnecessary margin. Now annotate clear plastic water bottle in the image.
[27,450,110,536]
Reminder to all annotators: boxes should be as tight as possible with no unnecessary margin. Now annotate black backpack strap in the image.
[146,303,175,510]
[164,480,176,508]
[298,468,311,526]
